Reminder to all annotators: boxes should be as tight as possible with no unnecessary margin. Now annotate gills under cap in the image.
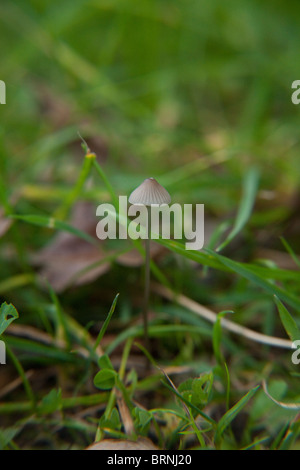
[129,177,171,206]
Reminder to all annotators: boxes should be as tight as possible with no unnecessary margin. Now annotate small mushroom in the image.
[129,177,171,206]
[129,178,171,347]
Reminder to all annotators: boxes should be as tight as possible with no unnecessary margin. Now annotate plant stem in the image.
[143,208,151,348]
[92,159,119,208]
[54,151,95,220]
[6,345,36,412]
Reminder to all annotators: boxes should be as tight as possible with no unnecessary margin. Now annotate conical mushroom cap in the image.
[129,177,171,206]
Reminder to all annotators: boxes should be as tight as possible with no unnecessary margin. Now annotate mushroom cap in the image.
[129,177,171,206]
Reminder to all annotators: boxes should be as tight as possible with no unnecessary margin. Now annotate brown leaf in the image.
[115,388,135,436]
[36,249,110,292]
[33,201,168,292]
[86,437,159,451]
[33,201,110,292]
[116,242,165,267]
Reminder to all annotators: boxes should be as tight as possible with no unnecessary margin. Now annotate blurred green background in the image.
[1,0,300,451]
[1,0,300,192]
[1,0,300,330]
[1,0,300,313]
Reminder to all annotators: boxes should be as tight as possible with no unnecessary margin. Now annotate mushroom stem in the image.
[143,208,151,347]
[128,177,171,350]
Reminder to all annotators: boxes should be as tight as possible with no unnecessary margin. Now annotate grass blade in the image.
[215,385,259,443]
[274,296,300,342]
[280,237,300,269]
[11,214,98,245]
[94,293,119,351]
[217,167,259,251]
[206,248,300,311]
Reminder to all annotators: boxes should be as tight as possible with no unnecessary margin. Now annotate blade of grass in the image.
[280,236,300,269]
[10,214,98,246]
[93,293,119,352]
[54,150,95,220]
[278,421,300,450]
[161,380,216,426]
[212,310,234,365]
[0,392,109,415]
[47,282,71,348]
[134,341,215,427]
[157,238,300,283]
[4,335,83,365]
[0,274,35,295]
[215,385,260,444]
[92,159,119,208]
[205,248,300,312]
[5,344,36,411]
[241,436,270,450]
[274,295,300,342]
[105,323,213,356]
[217,167,259,251]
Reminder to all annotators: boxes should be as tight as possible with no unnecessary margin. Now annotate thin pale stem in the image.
[143,208,151,347]
[153,283,293,349]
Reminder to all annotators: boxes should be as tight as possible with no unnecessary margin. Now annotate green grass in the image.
[1,0,300,450]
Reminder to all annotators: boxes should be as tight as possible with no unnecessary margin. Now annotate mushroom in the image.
[129,178,171,346]
[129,177,171,206]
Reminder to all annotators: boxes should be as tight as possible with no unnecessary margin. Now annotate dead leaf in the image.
[86,437,159,450]
[115,388,135,436]
[33,201,110,292]
[33,201,167,292]
[36,250,110,292]
[117,242,165,267]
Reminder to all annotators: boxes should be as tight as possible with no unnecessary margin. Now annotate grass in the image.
[0,0,300,450]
